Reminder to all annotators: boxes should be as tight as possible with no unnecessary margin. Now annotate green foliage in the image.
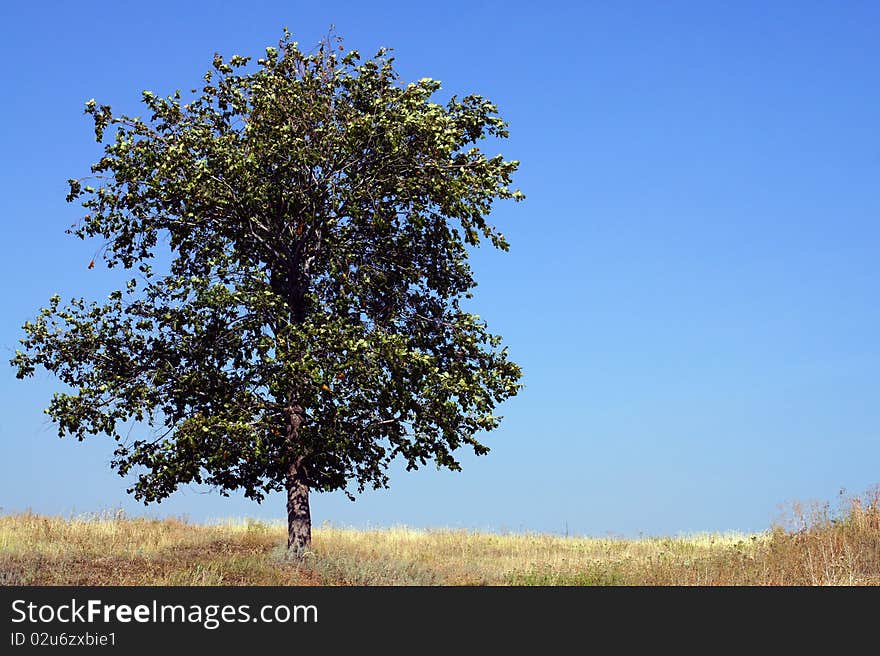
[12,30,524,505]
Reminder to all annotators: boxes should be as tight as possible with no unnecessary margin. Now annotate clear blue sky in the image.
[1,1,878,537]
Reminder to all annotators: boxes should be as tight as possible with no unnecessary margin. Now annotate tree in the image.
[11,30,523,554]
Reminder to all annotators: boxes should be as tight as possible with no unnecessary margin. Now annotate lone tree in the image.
[12,30,523,553]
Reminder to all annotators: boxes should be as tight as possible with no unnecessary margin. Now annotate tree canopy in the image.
[12,30,524,551]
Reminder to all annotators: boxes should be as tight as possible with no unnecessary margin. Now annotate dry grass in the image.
[2,488,878,586]
[0,511,310,585]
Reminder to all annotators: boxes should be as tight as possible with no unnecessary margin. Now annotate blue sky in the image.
[1,1,878,537]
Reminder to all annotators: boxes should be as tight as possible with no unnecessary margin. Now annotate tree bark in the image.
[285,404,311,555]
[286,460,311,554]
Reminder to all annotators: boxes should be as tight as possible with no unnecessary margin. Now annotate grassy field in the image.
[2,488,878,585]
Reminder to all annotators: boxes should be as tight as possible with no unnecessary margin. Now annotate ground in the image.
[1,489,878,585]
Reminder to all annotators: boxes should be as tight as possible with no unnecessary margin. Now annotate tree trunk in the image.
[286,461,311,554]
[285,403,311,555]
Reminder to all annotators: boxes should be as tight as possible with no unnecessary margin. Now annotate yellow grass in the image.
[2,488,878,585]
